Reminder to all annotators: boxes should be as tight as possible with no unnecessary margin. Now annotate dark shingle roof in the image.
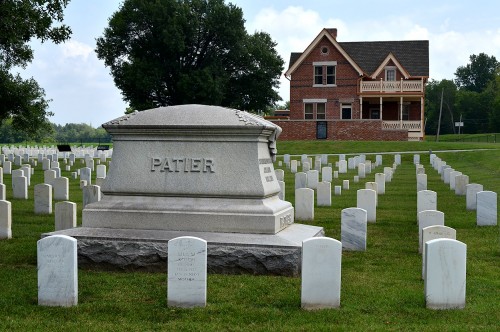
[288,40,429,77]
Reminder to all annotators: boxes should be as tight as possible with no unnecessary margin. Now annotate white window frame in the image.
[341,104,352,119]
[313,61,337,87]
[385,66,396,81]
[303,99,327,120]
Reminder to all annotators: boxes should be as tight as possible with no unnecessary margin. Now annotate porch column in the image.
[359,96,363,119]
[400,96,403,128]
[379,97,383,120]
[421,96,424,138]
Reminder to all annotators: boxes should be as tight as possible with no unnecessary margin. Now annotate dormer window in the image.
[313,61,337,86]
[385,66,396,81]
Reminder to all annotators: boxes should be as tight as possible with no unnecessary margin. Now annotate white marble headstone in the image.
[374,173,385,194]
[0,200,12,239]
[317,182,331,207]
[295,188,314,221]
[424,239,466,310]
[417,173,427,192]
[321,167,332,182]
[301,237,341,309]
[306,170,319,190]
[13,176,28,199]
[53,177,69,201]
[342,180,349,190]
[476,191,497,226]
[278,180,285,201]
[295,172,307,189]
[341,207,367,251]
[454,175,469,196]
[55,201,77,231]
[167,236,207,308]
[357,189,377,222]
[417,190,437,216]
[34,183,52,214]
[465,183,483,211]
[418,210,445,253]
[421,225,456,279]
[37,235,78,307]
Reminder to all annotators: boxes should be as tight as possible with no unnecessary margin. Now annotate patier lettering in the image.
[150,157,215,173]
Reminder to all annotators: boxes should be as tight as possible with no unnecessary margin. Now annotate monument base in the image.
[42,224,324,276]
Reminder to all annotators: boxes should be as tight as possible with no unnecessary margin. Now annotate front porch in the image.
[360,96,424,141]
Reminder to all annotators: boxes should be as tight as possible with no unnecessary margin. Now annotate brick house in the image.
[270,28,429,141]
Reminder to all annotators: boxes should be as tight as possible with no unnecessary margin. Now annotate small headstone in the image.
[44,169,56,185]
[0,167,3,184]
[0,200,12,239]
[417,173,427,192]
[71,172,78,180]
[317,182,331,206]
[278,180,285,200]
[353,175,359,183]
[424,239,466,310]
[306,170,319,190]
[341,207,367,251]
[3,161,11,175]
[465,183,483,210]
[42,158,51,171]
[375,155,382,166]
[422,225,456,279]
[365,160,372,174]
[443,167,453,184]
[358,163,366,178]
[417,190,437,216]
[334,185,342,196]
[384,167,392,182]
[53,177,69,201]
[83,185,101,208]
[413,154,420,165]
[167,236,207,308]
[342,180,349,190]
[333,171,338,179]
[394,154,401,165]
[347,158,355,170]
[338,160,347,173]
[34,183,52,214]
[291,160,298,173]
[454,175,469,196]
[275,169,284,182]
[476,191,497,226]
[13,176,28,199]
[314,159,321,172]
[55,201,77,231]
[321,167,332,182]
[295,172,307,189]
[295,188,314,221]
[418,210,445,253]
[80,167,92,185]
[37,235,78,307]
[357,189,376,222]
[0,183,5,200]
[374,173,385,194]
[301,237,341,309]
[302,162,310,173]
[449,171,462,190]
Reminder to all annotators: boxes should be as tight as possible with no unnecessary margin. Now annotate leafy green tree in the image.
[455,53,499,93]
[425,79,458,135]
[0,0,71,137]
[96,0,284,112]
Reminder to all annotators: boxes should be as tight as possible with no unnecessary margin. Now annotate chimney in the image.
[327,28,337,40]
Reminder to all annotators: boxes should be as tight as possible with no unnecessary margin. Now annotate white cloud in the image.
[61,40,94,60]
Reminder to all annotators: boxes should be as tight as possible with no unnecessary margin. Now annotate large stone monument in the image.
[44,105,323,276]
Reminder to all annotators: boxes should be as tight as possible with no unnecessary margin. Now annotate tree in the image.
[0,0,71,136]
[96,0,284,112]
[455,53,499,93]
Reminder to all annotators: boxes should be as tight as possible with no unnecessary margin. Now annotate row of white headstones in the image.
[0,150,109,239]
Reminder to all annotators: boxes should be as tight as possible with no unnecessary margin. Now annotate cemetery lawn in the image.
[0,142,499,331]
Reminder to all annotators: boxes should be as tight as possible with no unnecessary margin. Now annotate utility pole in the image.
[436,88,444,142]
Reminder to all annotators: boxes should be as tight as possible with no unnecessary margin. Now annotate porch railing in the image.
[361,79,423,93]
[382,121,422,131]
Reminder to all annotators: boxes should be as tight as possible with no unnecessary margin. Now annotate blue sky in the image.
[17,0,500,126]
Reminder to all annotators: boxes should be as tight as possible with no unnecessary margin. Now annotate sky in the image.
[16,0,500,127]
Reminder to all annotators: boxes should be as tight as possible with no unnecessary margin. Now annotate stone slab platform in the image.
[42,224,324,277]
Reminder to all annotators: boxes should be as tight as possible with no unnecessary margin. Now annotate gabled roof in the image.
[371,53,410,79]
[285,29,365,77]
[287,32,429,78]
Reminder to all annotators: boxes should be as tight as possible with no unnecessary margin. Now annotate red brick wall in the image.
[273,120,408,141]
[289,36,360,120]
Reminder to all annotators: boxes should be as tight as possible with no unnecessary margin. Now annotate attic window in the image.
[320,46,329,55]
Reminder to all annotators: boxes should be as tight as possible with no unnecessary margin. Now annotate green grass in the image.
[0,143,499,331]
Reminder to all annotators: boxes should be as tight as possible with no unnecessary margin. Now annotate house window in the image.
[402,103,410,120]
[341,105,352,119]
[305,103,314,119]
[303,99,327,119]
[385,67,396,81]
[316,103,326,119]
[313,61,337,86]
[314,66,323,85]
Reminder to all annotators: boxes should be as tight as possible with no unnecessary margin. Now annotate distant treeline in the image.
[0,119,111,144]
